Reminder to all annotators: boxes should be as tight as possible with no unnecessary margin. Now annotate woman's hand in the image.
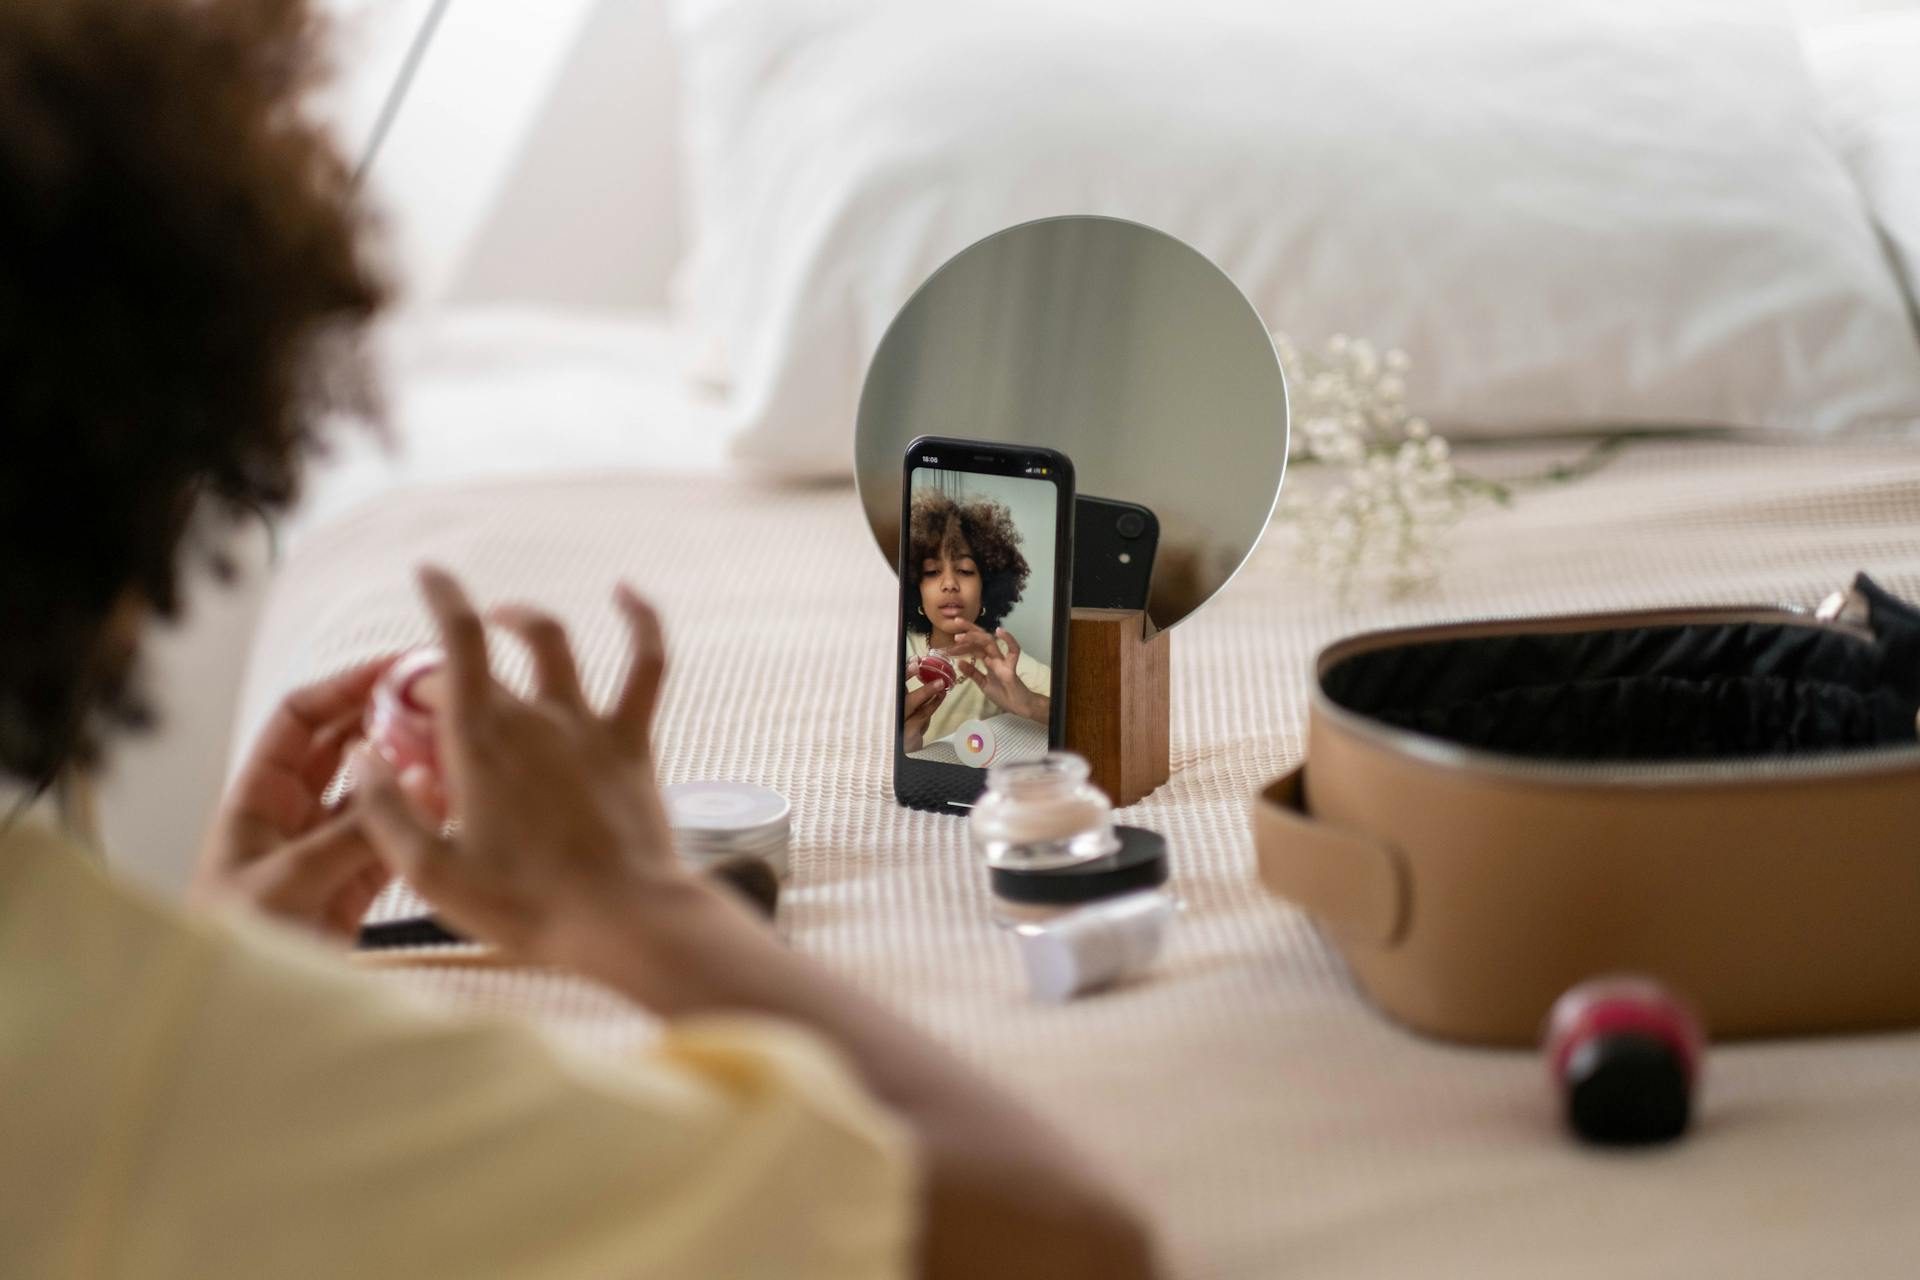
[356,574,1158,1280]
[349,568,708,966]
[903,661,948,753]
[191,657,401,940]
[949,622,1048,724]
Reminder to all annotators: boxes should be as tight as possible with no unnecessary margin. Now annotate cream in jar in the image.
[969,752,1119,870]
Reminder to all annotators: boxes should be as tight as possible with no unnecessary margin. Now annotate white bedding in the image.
[669,0,1920,476]
[284,306,731,550]
[1803,8,1920,299]
[240,434,1920,1278]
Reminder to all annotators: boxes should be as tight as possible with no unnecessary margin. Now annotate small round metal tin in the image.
[662,781,794,880]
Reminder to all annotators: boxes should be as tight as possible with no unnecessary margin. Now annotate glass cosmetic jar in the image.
[970,752,1120,871]
[913,649,958,692]
[662,781,793,880]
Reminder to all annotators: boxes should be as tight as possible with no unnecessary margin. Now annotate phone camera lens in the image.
[1116,511,1146,539]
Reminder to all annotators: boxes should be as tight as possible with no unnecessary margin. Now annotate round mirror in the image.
[856,216,1288,632]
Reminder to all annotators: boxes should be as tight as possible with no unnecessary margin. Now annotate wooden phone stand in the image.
[1064,608,1171,806]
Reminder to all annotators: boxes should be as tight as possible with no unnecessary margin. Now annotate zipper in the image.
[1309,588,1920,788]
[1815,583,1873,633]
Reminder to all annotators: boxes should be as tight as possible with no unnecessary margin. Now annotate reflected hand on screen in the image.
[903,664,947,753]
[950,621,1047,725]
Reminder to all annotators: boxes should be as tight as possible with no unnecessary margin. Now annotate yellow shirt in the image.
[906,631,1052,745]
[0,814,913,1280]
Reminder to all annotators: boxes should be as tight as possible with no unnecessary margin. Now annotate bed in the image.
[213,2,1920,1272]
[235,431,1920,1278]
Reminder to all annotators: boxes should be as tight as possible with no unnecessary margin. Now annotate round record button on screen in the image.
[953,719,1000,768]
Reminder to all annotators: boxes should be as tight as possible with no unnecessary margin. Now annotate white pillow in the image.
[1802,10,1920,311]
[670,0,1920,477]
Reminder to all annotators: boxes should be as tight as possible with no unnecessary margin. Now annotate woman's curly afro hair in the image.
[906,489,1031,636]
[0,0,386,783]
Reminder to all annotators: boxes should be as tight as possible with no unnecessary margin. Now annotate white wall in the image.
[317,0,683,310]
[1788,0,1920,18]
[447,0,685,307]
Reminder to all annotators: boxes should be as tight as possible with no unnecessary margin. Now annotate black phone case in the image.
[1073,495,1158,612]
[893,436,1075,812]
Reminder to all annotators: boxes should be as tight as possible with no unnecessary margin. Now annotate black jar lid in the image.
[1564,1033,1692,1145]
[989,825,1169,906]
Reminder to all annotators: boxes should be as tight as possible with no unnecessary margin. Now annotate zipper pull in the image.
[1814,579,1873,632]
[1822,572,1920,639]
[1815,575,1920,739]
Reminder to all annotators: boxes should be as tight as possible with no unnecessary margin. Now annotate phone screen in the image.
[899,458,1067,777]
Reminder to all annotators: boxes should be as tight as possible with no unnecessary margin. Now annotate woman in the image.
[903,489,1053,756]
[0,3,1156,1276]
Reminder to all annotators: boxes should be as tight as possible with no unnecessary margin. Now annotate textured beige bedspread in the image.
[238,439,1920,1278]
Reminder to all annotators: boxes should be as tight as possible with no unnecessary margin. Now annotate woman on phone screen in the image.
[903,489,1052,754]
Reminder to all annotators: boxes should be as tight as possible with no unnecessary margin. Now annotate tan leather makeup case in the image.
[1254,574,1920,1046]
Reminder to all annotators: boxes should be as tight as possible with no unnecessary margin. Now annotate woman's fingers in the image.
[418,566,494,713]
[414,571,666,753]
[996,628,1022,667]
[289,655,399,717]
[350,746,453,890]
[946,623,984,652]
[398,762,446,824]
[488,604,588,709]
[236,654,397,803]
[325,860,395,938]
[905,680,944,716]
[610,584,667,754]
[228,765,321,849]
[952,620,1005,662]
[299,709,368,797]
[250,811,383,915]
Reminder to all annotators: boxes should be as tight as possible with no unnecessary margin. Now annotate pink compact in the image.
[365,648,449,811]
[1544,974,1704,1145]
[914,649,958,692]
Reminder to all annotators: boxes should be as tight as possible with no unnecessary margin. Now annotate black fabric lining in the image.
[1322,610,1920,763]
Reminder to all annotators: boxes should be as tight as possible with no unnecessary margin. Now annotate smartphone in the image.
[1072,495,1158,613]
[895,436,1075,812]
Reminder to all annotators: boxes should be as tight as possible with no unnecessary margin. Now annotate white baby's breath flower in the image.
[1275,333,1485,599]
